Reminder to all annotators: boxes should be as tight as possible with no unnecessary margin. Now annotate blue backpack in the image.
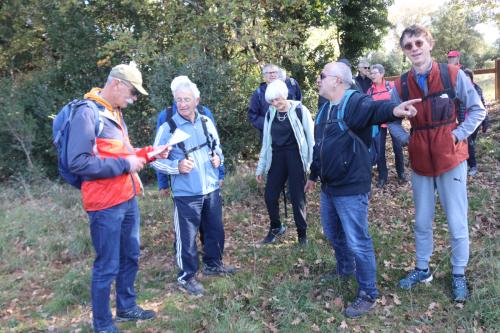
[52,99,100,188]
[316,90,379,166]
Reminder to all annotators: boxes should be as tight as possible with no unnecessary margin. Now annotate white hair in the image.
[173,81,200,99]
[265,79,288,103]
[170,76,191,94]
[334,62,353,86]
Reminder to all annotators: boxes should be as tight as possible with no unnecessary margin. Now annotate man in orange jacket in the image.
[67,62,167,333]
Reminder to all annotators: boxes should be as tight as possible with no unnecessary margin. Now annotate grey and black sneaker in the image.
[345,291,377,318]
[399,268,433,289]
[202,264,237,276]
[261,225,287,244]
[178,278,205,296]
[452,274,469,302]
[97,325,123,333]
[298,235,308,245]
[115,305,156,322]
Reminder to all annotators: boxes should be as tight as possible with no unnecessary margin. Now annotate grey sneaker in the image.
[345,291,377,318]
[261,225,287,244]
[202,264,237,276]
[399,268,433,289]
[452,274,469,302]
[468,167,478,176]
[115,305,156,322]
[178,278,204,296]
[96,325,123,333]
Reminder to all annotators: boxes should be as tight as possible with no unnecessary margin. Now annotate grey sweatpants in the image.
[411,161,469,275]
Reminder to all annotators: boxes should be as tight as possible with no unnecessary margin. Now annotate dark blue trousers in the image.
[173,189,224,282]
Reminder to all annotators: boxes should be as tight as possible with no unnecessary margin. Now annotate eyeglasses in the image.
[264,71,278,75]
[370,71,380,76]
[403,39,424,51]
[119,80,139,97]
[359,67,369,70]
[175,97,193,104]
[320,72,338,80]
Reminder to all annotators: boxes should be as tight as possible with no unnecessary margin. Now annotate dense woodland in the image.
[0,0,498,182]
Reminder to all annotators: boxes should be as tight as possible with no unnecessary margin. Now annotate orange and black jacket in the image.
[67,88,151,211]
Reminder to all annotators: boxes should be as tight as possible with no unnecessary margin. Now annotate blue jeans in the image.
[320,191,379,298]
[88,198,140,331]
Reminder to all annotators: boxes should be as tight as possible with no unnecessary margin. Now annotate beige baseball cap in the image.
[109,61,148,95]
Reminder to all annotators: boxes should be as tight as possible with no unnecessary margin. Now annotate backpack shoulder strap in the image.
[400,72,410,102]
[315,102,329,125]
[197,105,206,115]
[385,80,391,92]
[439,63,456,99]
[80,99,101,136]
[166,106,174,122]
[289,77,296,86]
[337,89,356,131]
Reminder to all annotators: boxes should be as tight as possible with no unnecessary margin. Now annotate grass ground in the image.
[0,103,498,333]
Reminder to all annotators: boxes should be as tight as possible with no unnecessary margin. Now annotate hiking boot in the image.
[345,291,377,318]
[452,274,469,302]
[96,325,123,333]
[468,167,478,177]
[399,268,433,290]
[178,278,205,296]
[115,305,156,322]
[319,270,353,283]
[202,264,237,276]
[376,179,386,188]
[298,235,308,245]
[261,225,287,244]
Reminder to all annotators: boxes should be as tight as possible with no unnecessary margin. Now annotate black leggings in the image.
[264,147,307,237]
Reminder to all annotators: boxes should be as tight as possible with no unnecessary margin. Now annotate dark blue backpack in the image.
[52,99,100,188]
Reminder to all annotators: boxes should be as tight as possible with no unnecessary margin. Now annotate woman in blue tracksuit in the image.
[255,79,314,244]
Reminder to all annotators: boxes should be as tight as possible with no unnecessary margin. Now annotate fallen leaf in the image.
[340,320,348,329]
[291,317,301,325]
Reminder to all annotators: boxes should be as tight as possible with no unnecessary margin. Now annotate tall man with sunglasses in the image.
[355,59,372,93]
[67,62,163,333]
[389,25,486,302]
[305,62,421,318]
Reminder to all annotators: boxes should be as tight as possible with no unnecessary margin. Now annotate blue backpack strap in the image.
[385,80,391,92]
[315,102,329,125]
[400,71,410,102]
[336,89,356,131]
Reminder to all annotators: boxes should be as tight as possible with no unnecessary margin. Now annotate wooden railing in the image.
[385,58,500,101]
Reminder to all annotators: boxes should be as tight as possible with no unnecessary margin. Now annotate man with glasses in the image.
[152,79,236,297]
[355,59,372,93]
[305,61,420,318]
[248,63,302,136]
[389,24,486,302]
[66,62,162,333]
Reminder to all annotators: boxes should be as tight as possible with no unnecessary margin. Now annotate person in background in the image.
[248,63,302,137]
[389,24,486,302]
[368,64,407,188]
[355,59,373,93]
[462,68,489,176]
[447,50,461,67]
[255,80,314,245]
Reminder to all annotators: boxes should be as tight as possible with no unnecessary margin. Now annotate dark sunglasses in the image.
[360,67,369,70]
[320,72,337,80]
[403,40,424,51]
[120,80,139,97]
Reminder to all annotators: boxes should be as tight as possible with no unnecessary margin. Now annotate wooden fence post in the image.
[495,58,500,101]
